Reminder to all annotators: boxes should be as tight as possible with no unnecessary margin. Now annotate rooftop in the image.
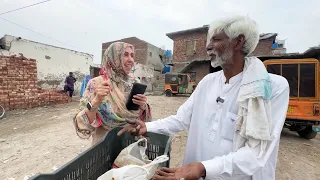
[166,25,209,39]
[102,36,161,50]
[166,25,277,41]
[0,34,93,57]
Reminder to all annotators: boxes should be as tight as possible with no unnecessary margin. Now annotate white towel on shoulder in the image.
[235,57,272,157]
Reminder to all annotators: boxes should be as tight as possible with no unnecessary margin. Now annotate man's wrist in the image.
[197,162,206,178]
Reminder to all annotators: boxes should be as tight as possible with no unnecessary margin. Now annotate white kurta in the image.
[146,70,289,180]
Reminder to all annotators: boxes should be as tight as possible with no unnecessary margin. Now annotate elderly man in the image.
[118,16,289,180]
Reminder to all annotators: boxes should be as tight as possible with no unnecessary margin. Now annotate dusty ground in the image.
[0,96,320,180]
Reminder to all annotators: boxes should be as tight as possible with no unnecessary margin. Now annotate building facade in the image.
[166,26,286,84]
[0,35,94,94]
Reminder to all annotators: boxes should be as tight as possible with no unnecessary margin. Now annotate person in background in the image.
[118,16,289,180]
[80,75,91,97]
[64,72,77,102]
[74,42,151,145]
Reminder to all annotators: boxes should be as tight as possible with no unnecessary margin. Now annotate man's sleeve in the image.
[144,76,207,135]
[201,87,289,179]
[145,91,195,135]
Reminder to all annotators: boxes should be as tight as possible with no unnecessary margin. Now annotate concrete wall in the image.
[132,63,161,92]
[1,35,94,95]
[147,44,165,71]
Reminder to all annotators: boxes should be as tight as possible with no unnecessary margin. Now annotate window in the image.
[189,72,196,82]
[266,63,316,98]
[267,64,281,75]
[282,64,298,97]
[185,40,197,56]
[149,52,152,57]
[278,44,284,48]
[300,64,315,97]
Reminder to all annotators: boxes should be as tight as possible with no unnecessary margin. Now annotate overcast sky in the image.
[1,0,319,64]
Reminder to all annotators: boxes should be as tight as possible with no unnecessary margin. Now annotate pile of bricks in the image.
[0,55,69,111]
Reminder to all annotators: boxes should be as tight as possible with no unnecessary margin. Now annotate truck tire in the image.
[297,126,317,139]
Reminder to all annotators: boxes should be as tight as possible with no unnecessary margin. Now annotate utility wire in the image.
[0,0,54,16]
[0,17,80,50]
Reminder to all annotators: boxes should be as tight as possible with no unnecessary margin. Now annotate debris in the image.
[52,166,59,171]
[13,127,17,130]
[303,143,311,146]
[7,178,15,180]
[23,173,35,180]
[0,138,6,143]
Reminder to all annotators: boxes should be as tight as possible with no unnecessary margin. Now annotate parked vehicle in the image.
[263,58,320,139]
[164,73,196,96]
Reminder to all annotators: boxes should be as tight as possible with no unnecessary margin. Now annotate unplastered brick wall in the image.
[0,55,69,111]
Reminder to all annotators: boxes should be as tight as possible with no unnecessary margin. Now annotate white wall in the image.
[2,35,94,94]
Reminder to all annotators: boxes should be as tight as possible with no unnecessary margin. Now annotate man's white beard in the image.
[210,48,233,68]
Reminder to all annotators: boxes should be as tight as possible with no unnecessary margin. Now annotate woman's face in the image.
[122,46,135,74]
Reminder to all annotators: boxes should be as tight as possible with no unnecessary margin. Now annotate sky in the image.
[0,0,319,64]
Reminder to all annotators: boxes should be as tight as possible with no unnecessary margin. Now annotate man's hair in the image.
[69,72,73,75]
[207,16,259,56]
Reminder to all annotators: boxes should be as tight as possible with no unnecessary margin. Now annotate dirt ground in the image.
[0,96,320,180]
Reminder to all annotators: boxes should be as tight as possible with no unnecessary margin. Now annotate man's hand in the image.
[153,162,206,180]
[132,94,147,111]
[117,119,147,136]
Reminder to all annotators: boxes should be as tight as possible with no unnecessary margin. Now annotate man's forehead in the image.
[211,30,227,38]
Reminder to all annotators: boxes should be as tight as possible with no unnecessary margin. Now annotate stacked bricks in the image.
[0,55,69,111]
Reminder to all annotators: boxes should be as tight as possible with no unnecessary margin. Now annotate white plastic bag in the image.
[98,155,169,180]
[112,138,151,168]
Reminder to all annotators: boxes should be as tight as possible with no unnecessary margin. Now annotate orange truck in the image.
[263,58,320,139]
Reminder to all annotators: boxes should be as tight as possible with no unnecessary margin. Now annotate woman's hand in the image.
[132,94,147,111]
[93,80,111,104]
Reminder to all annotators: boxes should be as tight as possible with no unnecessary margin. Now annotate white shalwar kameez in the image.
[146,70,289,180]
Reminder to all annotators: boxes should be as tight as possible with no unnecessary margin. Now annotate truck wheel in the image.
[297,126,317,139]
[165,90,172,97]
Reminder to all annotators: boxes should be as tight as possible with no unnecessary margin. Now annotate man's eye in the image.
[124,52,129,56]
[131,53,134,57]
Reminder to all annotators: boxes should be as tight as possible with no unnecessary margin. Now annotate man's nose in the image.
[206,42,213,51]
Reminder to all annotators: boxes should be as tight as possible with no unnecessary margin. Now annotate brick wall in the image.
[250,38,275,56]
[102,37,148,65]
[0,55,68,111]
[185,61,210,84]
[171,31,210,63]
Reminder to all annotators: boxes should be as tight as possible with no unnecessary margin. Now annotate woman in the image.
[80,75,91,97]
[74,42,151,145]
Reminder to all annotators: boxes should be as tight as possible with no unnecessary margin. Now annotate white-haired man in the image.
[118,16,289,180]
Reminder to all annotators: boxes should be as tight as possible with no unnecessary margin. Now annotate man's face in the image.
[206,31,234,68]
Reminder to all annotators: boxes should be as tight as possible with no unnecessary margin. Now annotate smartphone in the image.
[126,82,147,110]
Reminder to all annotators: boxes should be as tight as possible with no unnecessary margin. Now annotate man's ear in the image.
[234,34,245,51]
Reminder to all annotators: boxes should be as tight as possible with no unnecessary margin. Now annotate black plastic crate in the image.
[30,127,172,180]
